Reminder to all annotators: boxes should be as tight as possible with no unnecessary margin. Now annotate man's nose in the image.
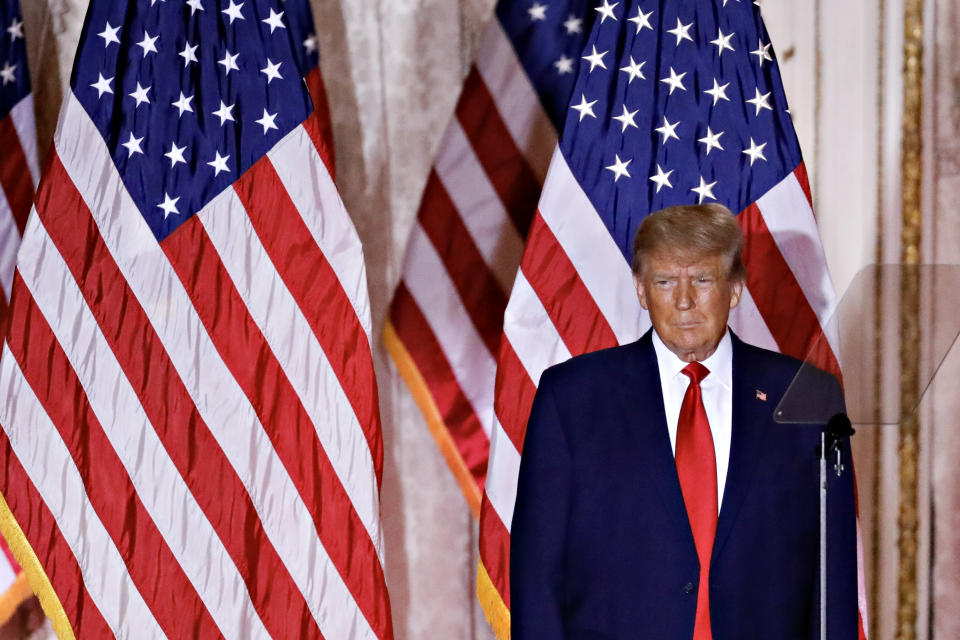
[674,281,693,309]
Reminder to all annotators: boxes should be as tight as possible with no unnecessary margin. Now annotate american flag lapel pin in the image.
[756,389,767,402]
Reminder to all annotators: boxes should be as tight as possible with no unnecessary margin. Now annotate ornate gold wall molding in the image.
[897,0,925,639]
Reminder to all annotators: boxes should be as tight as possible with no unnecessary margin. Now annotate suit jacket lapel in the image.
[712,333,771,561]
[619,331,695,546]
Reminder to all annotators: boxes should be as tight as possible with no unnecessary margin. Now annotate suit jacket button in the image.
[683,582,695,594]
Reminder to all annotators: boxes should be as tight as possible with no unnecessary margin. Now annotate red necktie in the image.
[676,362,717,640]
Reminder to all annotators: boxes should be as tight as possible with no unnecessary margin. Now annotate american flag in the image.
[384,0,597,517]
[457,1,868,639]
[0,0,37,624]
[0,1,392,638]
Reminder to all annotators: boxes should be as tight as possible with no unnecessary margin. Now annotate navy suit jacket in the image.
[510,330,858,639]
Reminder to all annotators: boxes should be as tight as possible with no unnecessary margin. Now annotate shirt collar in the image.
[651,328,733,391]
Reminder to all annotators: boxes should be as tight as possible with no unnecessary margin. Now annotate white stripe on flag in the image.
[198,185,381,555]
[0,186,16,300]
[404,223,497,438]
[10,95,38,188]
[729,285,780,352]
[268,127,372,339]
[537,149,647,345]
[434,118,525,294]
[15,212,269,639]
[503,270,572,386]
[0,343,166,640]
[756,172,840,352]
[475,20,557,182]
[485,415,522,534]
[55,93,377,640]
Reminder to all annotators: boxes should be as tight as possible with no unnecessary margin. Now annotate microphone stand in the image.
[820,414,854,640]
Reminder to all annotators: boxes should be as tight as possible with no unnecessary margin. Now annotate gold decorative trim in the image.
[0,492,73,639]
[897,0,925,638]
[382,320,483,518]
[870,0,887,630]
[477,561,510,640]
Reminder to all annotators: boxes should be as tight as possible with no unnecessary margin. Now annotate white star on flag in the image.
[137,31,159,58]
[595,0,619,23]
[710,28,735,56]
[7,17,23,41]
[186,0,205,15]
[219,50,240,75]
[649,164,674,192]
[121,132,144,157]
[157,193,180,218]
[98,22,121,47]
[697,126,725,154]
[207,151,230,175]
[128,83,151,107]
[255,109,279,133]
[605,154,631,181]
[667,18,694,45]
[619,57,646,83]
[171,92,194,116]
[691,176,718,203]
[704,78,731,105]
[655,115,680,143]
[742,137,767,165]
[164,142,187,167]
[629,7,654,33]
[180,42,199,67]
[222,0,245,24]
[554,55,574,75]
[582,45,608,72]
[90,73,113,98]
[571,94,598,121]
[528,3,547,21]
[612,105,638,132]
[212,101,235,125]
[746,88,773,115]
[751,40,773,65]
[660,67,687,94]
[0,62,15,86]
[262,9,286,33]
[563,15,583,34]
[261,59,283,83]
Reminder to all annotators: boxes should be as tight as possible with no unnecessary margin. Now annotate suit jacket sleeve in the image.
[511,368,571,639]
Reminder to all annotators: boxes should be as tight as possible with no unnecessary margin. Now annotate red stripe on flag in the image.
[0,433,112,638]
[417,170,508,355]
[478,494,512,609]
[793,164,814,209]
[390,283,490,489]
[0,292,8,341]
[304,67,336,178]
[233,158,392,640]
[37,154,317,639]
[738,203,841,379]
[491,339,537,453]
[457,68,540,237]
[522,214,619,356]
[5,275,223,639]
[164,214,389,639]
[0,115,33,234]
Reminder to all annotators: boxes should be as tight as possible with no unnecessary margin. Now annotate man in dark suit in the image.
[510,204,858,639]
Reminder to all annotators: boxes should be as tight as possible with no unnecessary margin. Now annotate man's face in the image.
[635,251,743,363]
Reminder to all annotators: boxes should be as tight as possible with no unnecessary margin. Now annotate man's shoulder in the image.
[539,340,647,393]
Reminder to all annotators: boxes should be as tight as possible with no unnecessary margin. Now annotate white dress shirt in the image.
[652,329,733,507]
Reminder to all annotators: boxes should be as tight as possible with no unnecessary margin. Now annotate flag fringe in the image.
[383,320,482,517]
[477,560,510,640]
[0,492,73,639]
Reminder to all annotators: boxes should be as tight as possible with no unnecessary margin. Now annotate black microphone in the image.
[825,413,854,477]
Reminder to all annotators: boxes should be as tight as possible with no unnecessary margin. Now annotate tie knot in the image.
[681,362,710,385]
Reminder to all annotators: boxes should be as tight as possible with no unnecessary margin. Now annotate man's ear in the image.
[634,274,649,311]
[729,278,744,309]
